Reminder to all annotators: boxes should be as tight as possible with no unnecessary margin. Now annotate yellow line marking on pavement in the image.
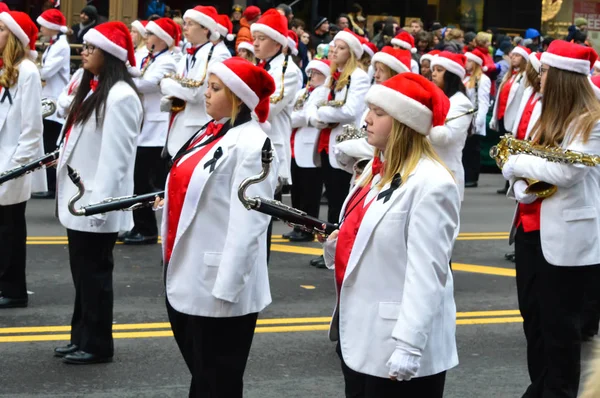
[300,285,316,290]
[453,263,515,277]
[271,244,322,255]
[457,317,523,325]
[456,237,508,241]
[456,310,520,318]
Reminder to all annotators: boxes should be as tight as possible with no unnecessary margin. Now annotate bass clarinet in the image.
[238,138,338,237]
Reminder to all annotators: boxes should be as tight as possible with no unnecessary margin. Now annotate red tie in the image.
[372,157,384,176]
[188,122,224,149]
[257,60,267,69]
[187,47,197,55]
[89,79,98,92]
[332,71,341,82]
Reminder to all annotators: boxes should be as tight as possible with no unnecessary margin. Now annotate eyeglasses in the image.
[82,43,97,54]
[539,66,550,76]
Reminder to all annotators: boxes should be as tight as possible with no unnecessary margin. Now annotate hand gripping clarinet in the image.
[238,138,338,237]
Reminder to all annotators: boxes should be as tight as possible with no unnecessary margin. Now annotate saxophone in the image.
[163,73,204,112]
[336,124,367,143]
[139,45,154,77]
[270,57,288,104]
[489,135,600,198]
[41,98,57,118]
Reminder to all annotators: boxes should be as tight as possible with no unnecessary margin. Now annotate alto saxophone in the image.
[41,97,57,118]
[163,73,204,112]
[270,57,288,104]
[490,135,600,198]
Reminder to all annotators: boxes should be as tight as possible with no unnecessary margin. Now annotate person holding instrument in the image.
[54,21,143,364]
[321,73,460,397]
[155,57,277,397]
[0,11,45,309]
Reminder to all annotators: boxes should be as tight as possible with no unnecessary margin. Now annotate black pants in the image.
[462,134,481,184]
[0,202,27,298]
[132,147,168,236]
[290,159,323,218]
[166,299,258,398]
[320,151,351,223]
[336,342,446,398]
[67,229,118,357]
[42,119,62,193]
[515,227,594,398]
[582,266,600,336]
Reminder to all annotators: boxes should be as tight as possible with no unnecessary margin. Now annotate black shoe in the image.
[31,191,55,199]
[497,181,509,195]
[310,255,324,266]
[117,230,133,242]
[504,252,516,263]
[63,350,113,365]
[288,230,314,242]
[465,181,478,188]
[0,296,28,308]
[123,232,158,245]
[313,257,327,269]
[54,344,79,358]
[281,230,295,239]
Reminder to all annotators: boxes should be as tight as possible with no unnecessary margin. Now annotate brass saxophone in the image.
[41,98,57,118]
[490,135,600,198]
[317,76,351,108]
[163,73,203,112]
[139,45,154,77]
[270,57,288,104]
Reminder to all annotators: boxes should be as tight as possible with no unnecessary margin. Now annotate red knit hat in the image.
[131,20,148,38]
[365,73,450,136]
[83,21,137,66]
[465,48,488,71]
[237,40,255,55]
[420,49,440,64]
[305,58,331,77]
[216,14,235,42]
[362,41,378,58]
[431,51,467,79]
[0,11,38,60]
[511,45,532,60]
[542,40,598,75]
[332,28,364,58]
[37,9,67,33]
[287,30,298,56]
[371,46,411,74]
[146,18,179,47]
[243,6,261,22]
[207,57,276,123]
[391,31,416,53]
[529,52,542,73]
[251,9,288,48]
[590,75,600,100]
[183,6,220,41]
[0,3,8,13]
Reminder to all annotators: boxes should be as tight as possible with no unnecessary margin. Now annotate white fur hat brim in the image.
[208,62,259,110]
[465,52,483,66]
[371,52,410,74]
[333,30,363,58]
[37,16,68,33]
[595,60,600,70]
[83,28,127,61]
[511,46,530,60]
[391,38,417,53]
[0,13,30,48]
[131,20,147,38]
[251,23,288,48]
[237,41,255,54]
[145,21,174,47]
[541,51,591,75]
[529,52,541,73]
[184,9,220,41]
[590,76,600,100]
[430,55,466,80]
[305,60,331,77]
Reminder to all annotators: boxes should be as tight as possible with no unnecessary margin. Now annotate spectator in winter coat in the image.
[145,0,165,19]
[235,6,260,51]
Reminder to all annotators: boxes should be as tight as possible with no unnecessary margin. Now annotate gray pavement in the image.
[0,173,597,397]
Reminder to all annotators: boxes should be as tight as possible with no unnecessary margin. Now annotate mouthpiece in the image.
[67,165,80,184]
[261,138,273,164]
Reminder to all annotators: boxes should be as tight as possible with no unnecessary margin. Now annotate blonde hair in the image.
[224,85,243,125]
[237,48,256,64]
[0,33,25,88]
[447,29,464,41]
[500,54,527,86]
[364,119,450,188]
[475,32,491,47]
[131,27,147,51]
[329,48,358,91]
[465,61,483,89]
[530,67,600,147]
[524,61,541,92]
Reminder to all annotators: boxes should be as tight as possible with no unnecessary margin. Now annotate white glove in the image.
[513,179,537,204]
[386,344,422,381]
[323,232,338,270]
[160,97,173,113]
[502,155,518,180]
[489,118,498,131]
[309,115,329,130]
[88,214,106,228]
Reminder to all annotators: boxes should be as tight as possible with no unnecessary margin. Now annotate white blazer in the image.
[56,81,143,233]
[57,68,83,119]
[161,42,231,156]
[134,46,149,67]
[510,86,542,139]
[329,157,460,378]
[508,122,600,266]
[429,91,473,201]
[291,86,319,168]
[163,120,278,317]
[490,71,526,132]
[211,41,232,64]
[133,50,177,147]
[0,59,45,205]
[463,73,491,137]
[410,58,419,74]
[265,53,302,183]
[40,35,70,123]
[308,67,370,169]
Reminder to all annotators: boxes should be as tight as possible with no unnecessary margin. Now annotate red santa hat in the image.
[37,9,68,34]
[305,58,331,77]
[183,6,221,41]
[430,51,467,80]
[0,3,8,13]
[216,14,235,42]
[420,49,440,64]
[333,28,364,58]
[371,46,411,74]
[590,75,600,100]
[465,48,489,72]
[250,8,289,48]
[391,31,416,54]
[511,45,532,60]
[83,21,136,67]
[0,11,38,60]
[528,52,542,74]
[362,41,378,58]
[365,73,450,136]
[542,40,598,75]
[146,18,179,47]
[237,40,255,55]
[207,56,276,124]
[131,20,148,38]
[287,30,298,56]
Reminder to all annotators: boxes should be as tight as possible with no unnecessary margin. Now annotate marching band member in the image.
[53,21,143,364]
[131,20,149,65]
[123,18,178,245]
[57,67,84,118]
[0,12,44,309]
[510,52,542,142]
[501,40,600,398]
[284,59,331,244]
[161,6,226,156]
[237,40,255,63]
[391,31,419,73]
[359,41,377,73]
[159,57,277,397]
[215,14,236,59]
[419,49,440,81]
[462,48,492,188]
[323,73,459,396]
[35,9,70,200]
[430,51,474,201]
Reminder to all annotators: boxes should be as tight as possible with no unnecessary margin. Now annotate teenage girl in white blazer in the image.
[323,73,460,397]
[0,12,44,309]
[502,41,600,398]
[510,53,542,141]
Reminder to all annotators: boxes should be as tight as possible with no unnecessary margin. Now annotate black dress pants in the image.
[515,226,594,398]
[582,266,600,336]
[132,147,168,236]
[67,229,118,357]
[462,134,481,184]
[42,119,62,193]
[166,298,258,398]
[0,202,27,298]
[290,158,323,218]
[320,151,351,223]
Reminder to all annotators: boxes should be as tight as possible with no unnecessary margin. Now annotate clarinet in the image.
[66,165,163,216]
[0,150,59,186]
[238,138,338,237]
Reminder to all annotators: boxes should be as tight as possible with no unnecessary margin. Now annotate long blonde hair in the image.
[500,54,527,86]
[524,61,541,92]
[0,33,25,88]
[329,49,358,91]
[224,85,243,126]
[465,62,483,90]
[530,67,600,147]
[364,119,450,188]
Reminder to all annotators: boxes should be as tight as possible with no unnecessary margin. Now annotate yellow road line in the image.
[453,263,515,277]
[456,310,520,318]
[457,317,523,325]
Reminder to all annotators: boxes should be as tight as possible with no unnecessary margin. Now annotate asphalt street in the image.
[0,174,598,398]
